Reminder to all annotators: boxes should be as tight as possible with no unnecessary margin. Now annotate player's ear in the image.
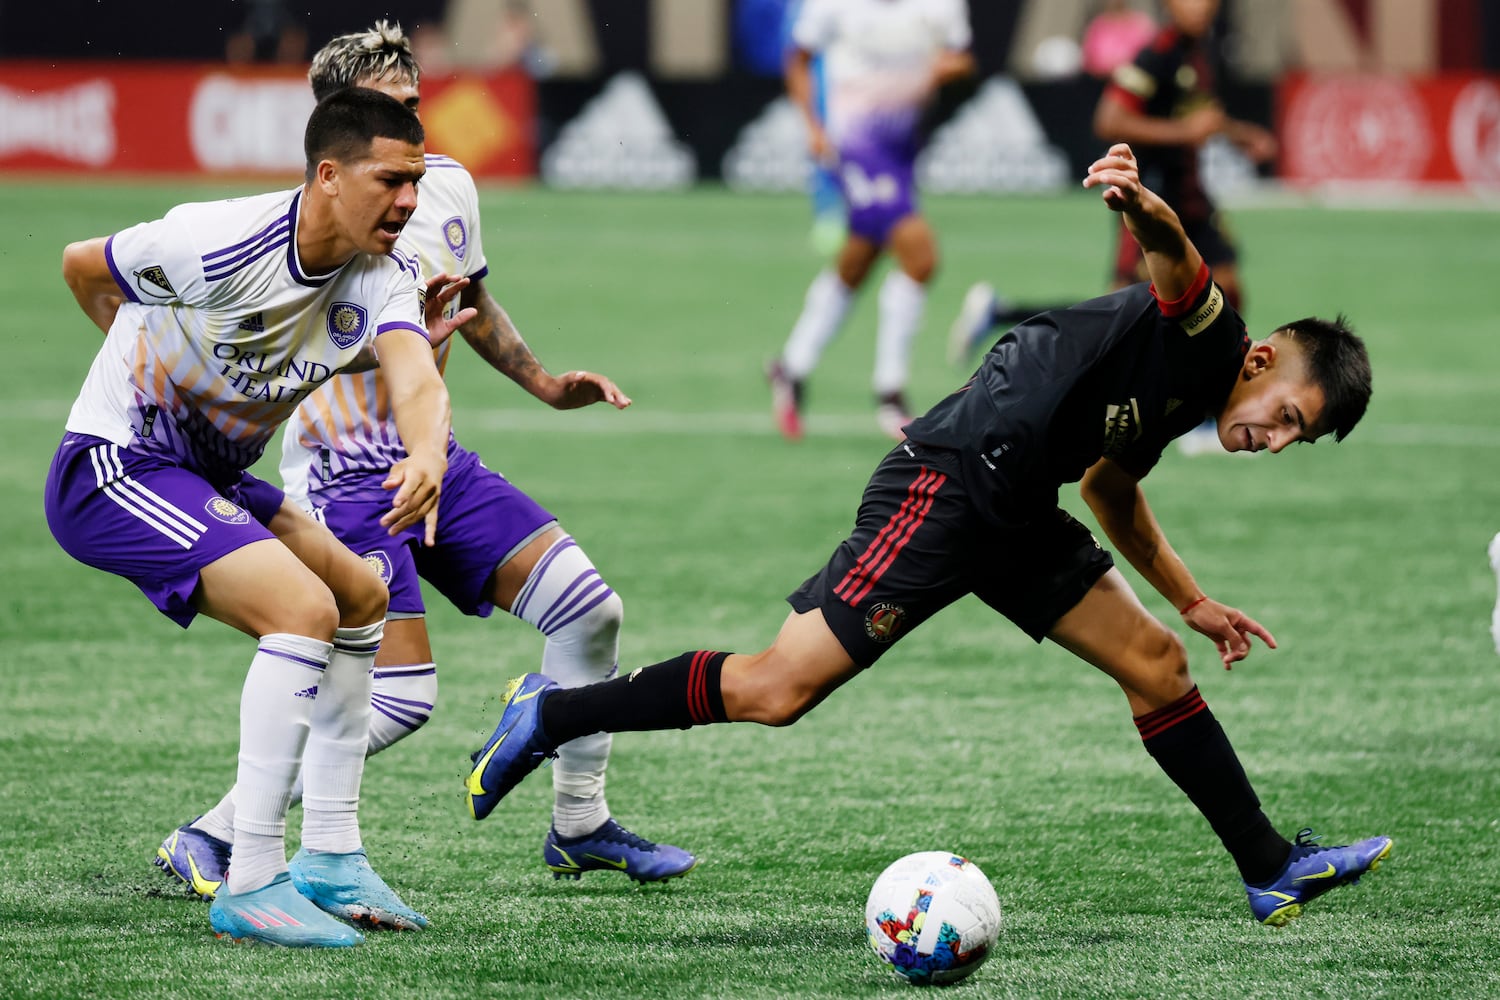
[315,159,339,195]
[1242,341,1276,379]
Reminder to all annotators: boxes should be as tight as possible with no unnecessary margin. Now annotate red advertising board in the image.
[0,62,534,178]
[1279,73,1500,191]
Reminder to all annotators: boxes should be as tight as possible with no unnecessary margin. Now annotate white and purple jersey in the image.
[791,0,971,150]
[65,188,426,486]
[281,154,489,504]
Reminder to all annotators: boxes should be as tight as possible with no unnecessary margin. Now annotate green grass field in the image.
[1,182,1497,999]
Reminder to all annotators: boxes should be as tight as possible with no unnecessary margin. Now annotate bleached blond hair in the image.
[309,20,420,102]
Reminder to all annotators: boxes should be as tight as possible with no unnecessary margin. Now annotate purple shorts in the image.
[310,445,555,618]
[44,433,286,628]
[838,137,919,245]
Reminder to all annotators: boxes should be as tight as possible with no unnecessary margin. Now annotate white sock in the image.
[368,661,438,755]
[300,622,380,855]
[193,791,236,844]
[509,535,620,837]
[228,633,329,895]
[782,269,854,381]
[873,269,927,397]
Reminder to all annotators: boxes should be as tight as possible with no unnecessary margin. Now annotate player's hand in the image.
[424,272,478,350]
[807,124,835,167]
[1180,596,1277,669]
[536,370,632,411]
[1082,143,1144,212]
[380,450,447,545]
[1234,123,1279,164]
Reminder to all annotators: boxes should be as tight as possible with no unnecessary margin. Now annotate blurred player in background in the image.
[789,0,848,256]
[466,142,1390,929]
[155,22,695,900]
[49,88,464,946]
[767,0,974,442]
[1489,533,1500,655]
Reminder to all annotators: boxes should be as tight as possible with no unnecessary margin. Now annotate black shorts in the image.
[787,442,1114,668]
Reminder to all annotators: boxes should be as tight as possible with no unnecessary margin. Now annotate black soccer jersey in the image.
[1104,27,1219,219]
[904,264,1249,523]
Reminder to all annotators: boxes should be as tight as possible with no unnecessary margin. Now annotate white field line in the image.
[3,399,1495,446]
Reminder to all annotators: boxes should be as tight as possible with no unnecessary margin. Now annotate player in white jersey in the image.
[154,21,696,895]
[47,88,475,947]
[768,0,973,441]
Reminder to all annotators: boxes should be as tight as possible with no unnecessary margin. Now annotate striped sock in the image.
[540,650,729,745]
[1137,686,1291,884]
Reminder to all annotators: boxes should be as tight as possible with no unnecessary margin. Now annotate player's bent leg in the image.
[266,499,387,628]
[367,617,437,756]
[721,609,861,726]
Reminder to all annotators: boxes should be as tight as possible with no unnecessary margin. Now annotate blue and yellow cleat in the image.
[208,872,363,947]
[544,819,698,884]
[1246,828,1393,927]
[466,673,560,821]
[287,847,428,931]
[154,819,232,900]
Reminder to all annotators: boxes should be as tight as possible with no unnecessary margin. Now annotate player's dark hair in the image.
[1274,314,1371,442]
[303,87,424,182]
[309,20,419,103]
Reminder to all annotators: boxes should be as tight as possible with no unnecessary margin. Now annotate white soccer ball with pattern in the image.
[864,851,1001,985]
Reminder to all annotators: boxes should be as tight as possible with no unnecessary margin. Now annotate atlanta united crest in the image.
[204,496,250,524]
[864,602,907,643]
[327,302,368,349]
[443,216,468,261]
[362,550,394,583]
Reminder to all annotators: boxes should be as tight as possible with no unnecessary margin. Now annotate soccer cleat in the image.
[875,392,911,443]
[154,819,232,900]
[766,359,805,441]
[467,673,561,820]
[287,847,428,931]
[544,819,698,884]
[1245,828,1393,927]
[209,872,364,947]
[946,281,999,368]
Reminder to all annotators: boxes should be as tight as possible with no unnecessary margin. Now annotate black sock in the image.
[540,651,730,745]
[1136,687,1292,884]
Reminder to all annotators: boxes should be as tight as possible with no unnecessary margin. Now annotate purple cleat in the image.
[154,819,232,900]
[544,819,698,883]
[466,673,560,820]
[1246,828,1393,926]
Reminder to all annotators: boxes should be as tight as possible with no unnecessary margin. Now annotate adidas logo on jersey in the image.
[238,312,265,332]
[293,686,319,699]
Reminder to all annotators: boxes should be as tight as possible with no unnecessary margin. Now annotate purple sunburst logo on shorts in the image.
[362,550,394,583]
[326,302,368,349]
[204,496,250,524]
[443,216,467,261]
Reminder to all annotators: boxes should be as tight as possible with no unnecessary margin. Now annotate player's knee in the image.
[281,584,341,640]
[339,571,389,628]
[1132,625,1191,706]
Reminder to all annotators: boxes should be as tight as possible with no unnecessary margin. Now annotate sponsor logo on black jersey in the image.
[864,602,907,643]
[133,265,175,299]
[1103,398,1142,449]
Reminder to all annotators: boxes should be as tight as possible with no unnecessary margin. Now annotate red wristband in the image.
[1179,595,1208,615]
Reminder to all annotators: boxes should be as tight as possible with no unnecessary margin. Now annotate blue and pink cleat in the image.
[208,873,364,947]
[287,847,428,931]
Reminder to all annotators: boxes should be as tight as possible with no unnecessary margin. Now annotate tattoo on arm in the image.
[459,285,548,392]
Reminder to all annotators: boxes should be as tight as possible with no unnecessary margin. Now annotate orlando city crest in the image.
[362,550,394,583]
[443,216,468,261]
[327,302,368,349]
[204,496,250,525]
[864,602,907,643]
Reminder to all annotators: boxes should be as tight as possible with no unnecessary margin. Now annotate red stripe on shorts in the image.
[834,467,946,607]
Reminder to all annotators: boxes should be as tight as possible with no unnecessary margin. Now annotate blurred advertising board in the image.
[1280,73,1500,192]
[0,62,534,178]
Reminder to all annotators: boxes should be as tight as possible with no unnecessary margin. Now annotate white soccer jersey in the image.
[281,154,489,504]
[792,0,971,147]
[66,188,426,485]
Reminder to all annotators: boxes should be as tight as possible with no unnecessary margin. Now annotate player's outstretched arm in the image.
[375,328,451,545]
[785,47,833,165]
[61,237,126,334]
[1081,457,1276,669]
[1082,143,1204,302]
[457,277,630,411]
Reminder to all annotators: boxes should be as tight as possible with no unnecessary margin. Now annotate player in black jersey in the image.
[466,143,1389,927]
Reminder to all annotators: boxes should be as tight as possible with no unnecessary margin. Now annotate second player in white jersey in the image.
[793,0,971,148]
[282,154,485,503]
[70,188,426,486]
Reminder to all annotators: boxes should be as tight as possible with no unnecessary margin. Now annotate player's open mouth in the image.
[379,220,405,237]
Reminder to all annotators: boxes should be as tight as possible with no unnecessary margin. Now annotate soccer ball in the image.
[864,851,1001,986]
